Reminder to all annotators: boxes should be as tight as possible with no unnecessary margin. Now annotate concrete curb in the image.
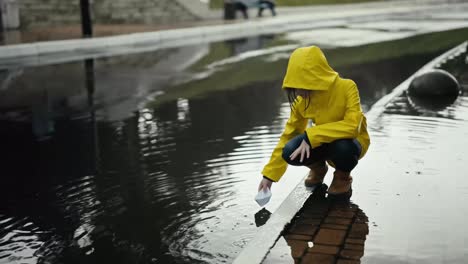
[0,1,465,62]
[232,176,314,264]
[366,41,468,121]
[232,40,468,264]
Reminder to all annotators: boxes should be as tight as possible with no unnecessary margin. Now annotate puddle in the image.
[264,43,468,263]
[264,185,369,264]
[355,47,468,264]
[0,30,467,263]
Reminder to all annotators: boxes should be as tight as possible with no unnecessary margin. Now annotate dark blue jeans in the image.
[282,133,362,172]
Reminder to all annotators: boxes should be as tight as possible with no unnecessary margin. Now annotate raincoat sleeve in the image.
[262,100,308,182]
[306,83,364,148]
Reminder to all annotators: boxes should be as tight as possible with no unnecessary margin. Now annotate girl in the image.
[258,46,370,196]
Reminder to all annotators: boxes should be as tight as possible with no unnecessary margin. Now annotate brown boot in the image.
[304,164,328,187]
[328,170,353,195]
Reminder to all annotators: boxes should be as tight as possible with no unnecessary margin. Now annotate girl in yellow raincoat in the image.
[258,46,370,196]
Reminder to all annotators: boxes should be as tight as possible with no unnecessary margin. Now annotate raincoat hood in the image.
[262,46,370,183]
[282,46,338,91]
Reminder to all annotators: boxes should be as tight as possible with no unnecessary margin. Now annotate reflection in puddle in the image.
[0,33,467,263]
[407,92,459,113]
[263,42,468,264]
[264,184,368,263]
[350,44,468,263]
[254,208,272,227]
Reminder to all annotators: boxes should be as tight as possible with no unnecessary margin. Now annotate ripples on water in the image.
[0,86,290,264]
[353,48,468,263]
[0,41,462,263]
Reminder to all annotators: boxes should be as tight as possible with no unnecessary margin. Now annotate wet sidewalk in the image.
[0,20,238,46]
[264,187,368,264]
[1,0,468,60]
[259,43,468,263]
[3,0,466,46]
[1,0,460,46]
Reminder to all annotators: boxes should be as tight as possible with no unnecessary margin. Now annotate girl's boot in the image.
[304,164,328,187]
[328,170,353,196]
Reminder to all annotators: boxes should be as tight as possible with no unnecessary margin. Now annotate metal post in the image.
[0,1,4,31]
[79,0,93,37]
[0,2,4,46]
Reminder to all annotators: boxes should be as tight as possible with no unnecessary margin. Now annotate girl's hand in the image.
[290,139,310,163]
[258,177,273,191]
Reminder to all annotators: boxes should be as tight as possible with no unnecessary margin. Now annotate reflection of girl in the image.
[258,46,370,197]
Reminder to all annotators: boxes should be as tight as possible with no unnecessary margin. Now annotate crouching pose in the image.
[258,46,370,197]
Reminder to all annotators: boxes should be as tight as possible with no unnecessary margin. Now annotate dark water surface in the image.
[353,47,468,264]
[0,32,466,263]
[263,45,468,264]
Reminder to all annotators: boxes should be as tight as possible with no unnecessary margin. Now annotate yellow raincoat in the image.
[262,46,370,182]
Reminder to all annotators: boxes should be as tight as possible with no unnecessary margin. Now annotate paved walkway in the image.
[254,41,468,264]
[233,39,467,264]
[2,0,468,65]
[0,20,238,46]
[265,186,368,264]
[1,0,464,46]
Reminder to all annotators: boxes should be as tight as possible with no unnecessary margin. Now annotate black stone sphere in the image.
[408,69,460,97]
[407,93,458,111]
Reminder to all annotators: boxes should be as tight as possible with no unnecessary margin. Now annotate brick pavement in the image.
[274,184,369,264]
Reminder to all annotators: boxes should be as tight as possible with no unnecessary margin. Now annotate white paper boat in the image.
[255,188,272,207]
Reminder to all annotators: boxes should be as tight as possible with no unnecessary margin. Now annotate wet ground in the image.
[3,0,468,70]
[263,185,370,264]
[2,0,468,47]
[0,26,468,264]
[264,44,468,263]
[357,49,468,264]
